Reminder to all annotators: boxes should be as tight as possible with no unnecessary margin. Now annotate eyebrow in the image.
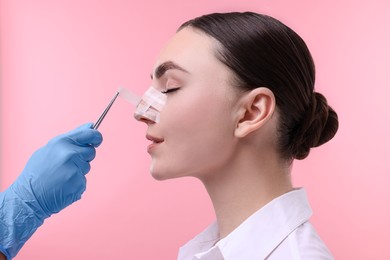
[150,61,189,80]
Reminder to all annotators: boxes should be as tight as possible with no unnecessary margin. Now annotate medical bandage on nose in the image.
[132,86,167,123]
[118,87,166,123]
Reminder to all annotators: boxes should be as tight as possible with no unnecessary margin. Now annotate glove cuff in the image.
[0,188,46,258]
[9,175,51,220]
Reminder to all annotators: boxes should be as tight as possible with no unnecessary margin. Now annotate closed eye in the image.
[161,87,180,94]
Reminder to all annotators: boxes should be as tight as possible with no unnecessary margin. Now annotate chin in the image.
[149,164,184,181]
[150,171,169,181]
[149,164,172,181]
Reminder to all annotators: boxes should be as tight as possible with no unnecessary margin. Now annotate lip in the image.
[146,134,164,152]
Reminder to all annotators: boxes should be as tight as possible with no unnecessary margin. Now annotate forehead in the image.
[154,27,220,73]
[153,27,239,97]
[153,27,241,103]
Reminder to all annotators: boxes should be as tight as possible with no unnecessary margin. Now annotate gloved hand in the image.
[0,123,103,259]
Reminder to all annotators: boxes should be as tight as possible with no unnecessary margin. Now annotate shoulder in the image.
[268,222,334,260]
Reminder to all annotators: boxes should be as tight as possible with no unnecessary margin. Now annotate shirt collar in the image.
[178,188,313,260]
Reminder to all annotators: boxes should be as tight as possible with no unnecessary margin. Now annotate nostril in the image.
[134,113,154,124]
[134,106,160,124]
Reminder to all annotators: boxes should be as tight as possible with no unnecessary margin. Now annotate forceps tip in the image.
[92,91,120,130]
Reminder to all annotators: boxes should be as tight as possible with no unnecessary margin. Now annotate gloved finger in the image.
[66,125,103,147]
[67,172,87,195]
[76,146,96,162]
[61,172,87,207]
[72,155,92,175]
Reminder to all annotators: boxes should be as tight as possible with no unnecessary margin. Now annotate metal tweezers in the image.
[92,91,120,129]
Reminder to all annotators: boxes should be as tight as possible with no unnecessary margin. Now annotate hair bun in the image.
[292,92,339,160]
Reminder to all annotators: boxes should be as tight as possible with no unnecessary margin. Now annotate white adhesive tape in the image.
[118,87,141,107]
[118,86,166,123]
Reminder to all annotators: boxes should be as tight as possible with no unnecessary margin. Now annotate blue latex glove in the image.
[0,123,102,259]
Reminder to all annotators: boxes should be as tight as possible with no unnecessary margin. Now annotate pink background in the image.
[1,0,389,259]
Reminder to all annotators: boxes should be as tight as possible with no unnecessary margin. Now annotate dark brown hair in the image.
[179,12,338,160]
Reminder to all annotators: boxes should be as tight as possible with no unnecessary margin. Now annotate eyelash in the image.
[161,87,180,94]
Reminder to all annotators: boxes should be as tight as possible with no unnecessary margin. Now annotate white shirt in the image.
[178,189,333,260]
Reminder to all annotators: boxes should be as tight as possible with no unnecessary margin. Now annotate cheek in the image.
[162,92,231,138]
[156,93,236,176]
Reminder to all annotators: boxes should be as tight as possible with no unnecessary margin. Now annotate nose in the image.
[134,102,159,124]
[135,114,155,125]
[133,86,167,124]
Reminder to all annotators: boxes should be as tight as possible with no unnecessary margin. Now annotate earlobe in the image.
[234,87,276,138]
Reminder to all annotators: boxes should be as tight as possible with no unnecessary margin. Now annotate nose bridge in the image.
[134,86,167,123]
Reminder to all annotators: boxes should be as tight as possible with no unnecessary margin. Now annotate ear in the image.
[234,87,276,138]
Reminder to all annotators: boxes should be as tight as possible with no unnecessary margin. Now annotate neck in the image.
[200,149,293,239]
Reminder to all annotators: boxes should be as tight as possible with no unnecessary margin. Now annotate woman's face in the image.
[139,27,241,180]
